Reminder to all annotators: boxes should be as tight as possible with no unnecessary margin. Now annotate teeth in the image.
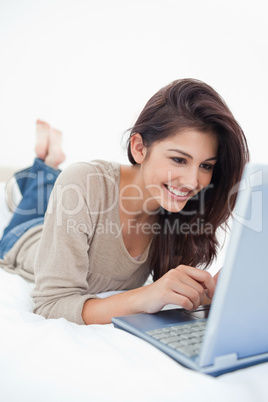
[166,185,189,197]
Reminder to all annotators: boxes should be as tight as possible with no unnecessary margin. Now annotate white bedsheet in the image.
[1,182,268,401]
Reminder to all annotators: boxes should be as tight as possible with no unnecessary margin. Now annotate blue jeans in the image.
[0,158,60,259]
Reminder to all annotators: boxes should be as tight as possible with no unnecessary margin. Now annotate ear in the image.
[130,133,147,164]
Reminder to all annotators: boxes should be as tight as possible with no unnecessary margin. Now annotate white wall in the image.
[0,0,267,169]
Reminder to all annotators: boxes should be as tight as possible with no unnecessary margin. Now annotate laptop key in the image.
[176,345,201,357]
[152,333,170,340]
[146,320,206,358]
[161,336,183,344]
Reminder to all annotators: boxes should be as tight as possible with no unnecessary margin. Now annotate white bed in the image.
[0,168,268,402]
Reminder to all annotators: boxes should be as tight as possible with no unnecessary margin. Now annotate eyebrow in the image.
[167,149,218,162]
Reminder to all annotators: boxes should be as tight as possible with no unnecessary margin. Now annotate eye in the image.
[171,157,187,165]
[200,163,214,171]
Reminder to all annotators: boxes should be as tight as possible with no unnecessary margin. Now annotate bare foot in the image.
[34,119,65,169]
[44,127,66,169]
[34,119,50,160]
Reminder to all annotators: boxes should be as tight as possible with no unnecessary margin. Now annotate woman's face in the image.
[138,129,218,213]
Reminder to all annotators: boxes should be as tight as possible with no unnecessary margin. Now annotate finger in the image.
[160,269,203,310]
[175,275,205,306]
[166,292,194,311]
[176,265,216,299]
[171,280,204,310]
[213,270,221,284]
[166,267,205,302]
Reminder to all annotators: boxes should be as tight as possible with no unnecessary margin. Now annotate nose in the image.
[180,166,199,190]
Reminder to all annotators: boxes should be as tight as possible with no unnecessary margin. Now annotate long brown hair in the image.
[127,78,249,280]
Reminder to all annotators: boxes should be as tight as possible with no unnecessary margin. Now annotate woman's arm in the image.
[32,163,98,324]
[82,265,216,324]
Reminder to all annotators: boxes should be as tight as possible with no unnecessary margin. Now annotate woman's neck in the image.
[119,164,159,221]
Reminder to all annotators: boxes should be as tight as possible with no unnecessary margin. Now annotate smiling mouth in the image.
[164,184,192,198]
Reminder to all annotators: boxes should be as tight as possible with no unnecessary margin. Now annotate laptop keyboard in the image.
[146,321,206,357]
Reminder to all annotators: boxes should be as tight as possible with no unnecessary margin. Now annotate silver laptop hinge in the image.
[213,353,238,369]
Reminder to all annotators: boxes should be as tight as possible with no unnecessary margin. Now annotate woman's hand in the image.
[138,265,216,314]
[82,265,217,324]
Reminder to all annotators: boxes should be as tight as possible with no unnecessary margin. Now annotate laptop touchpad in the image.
[185,305,210,319]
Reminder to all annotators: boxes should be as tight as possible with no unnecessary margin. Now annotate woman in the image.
[0,78,249,325]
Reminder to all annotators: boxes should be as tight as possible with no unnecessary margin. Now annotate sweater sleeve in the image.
[32,163,99,325]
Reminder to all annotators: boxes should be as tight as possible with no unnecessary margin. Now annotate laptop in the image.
[112,163,268,376]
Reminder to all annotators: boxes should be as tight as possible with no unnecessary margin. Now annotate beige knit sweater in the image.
[0,161,151,324]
